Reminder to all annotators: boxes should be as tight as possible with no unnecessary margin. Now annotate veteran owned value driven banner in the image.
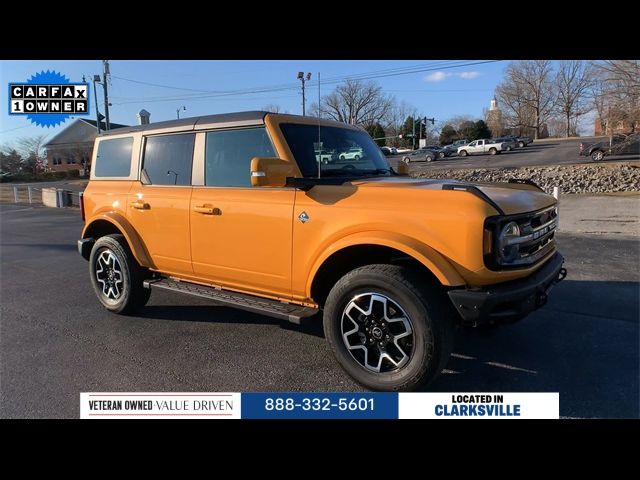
[80,392,559,419]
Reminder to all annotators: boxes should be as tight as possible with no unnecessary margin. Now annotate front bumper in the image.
[448,252,566,326]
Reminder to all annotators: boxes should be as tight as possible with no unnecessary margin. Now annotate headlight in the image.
[498,221,520,262]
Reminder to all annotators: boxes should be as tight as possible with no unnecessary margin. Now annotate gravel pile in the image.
[412,163,640,194]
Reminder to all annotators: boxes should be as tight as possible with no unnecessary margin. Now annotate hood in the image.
[352,176,556,215]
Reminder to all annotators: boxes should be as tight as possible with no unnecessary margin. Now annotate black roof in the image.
[99,111,269,137]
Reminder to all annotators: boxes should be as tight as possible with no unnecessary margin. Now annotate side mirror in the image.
[250,157,296,187]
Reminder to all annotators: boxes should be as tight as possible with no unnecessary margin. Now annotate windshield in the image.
[280,123,391,178]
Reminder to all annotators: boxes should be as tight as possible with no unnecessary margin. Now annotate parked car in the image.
[579,134,640,161]
[380,147,392,156]
[78,110,565,391]
[441,139,469,156]
[458,139,506,156]
[402,148,441,163]
[315,149,337,164]
[492,137,518,151]
[505,135,532,148]
[423,145,448,159]
[338,146,364,160]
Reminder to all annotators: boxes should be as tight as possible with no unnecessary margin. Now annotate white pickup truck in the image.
[457,139,506,156]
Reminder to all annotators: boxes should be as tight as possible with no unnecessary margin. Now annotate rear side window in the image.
[205,127,275,187]
[94,137,133,177]
[142,133,195,186]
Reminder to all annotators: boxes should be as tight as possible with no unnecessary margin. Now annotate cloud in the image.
[424,71,450,82]
[459,71,481,79]
[424,71,482,82]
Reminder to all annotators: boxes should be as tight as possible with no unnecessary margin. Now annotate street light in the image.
[177,106,186,119]
[297,72,312,116]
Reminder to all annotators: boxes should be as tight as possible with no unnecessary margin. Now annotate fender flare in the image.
[82,212,155,268]
[305,231,465,297]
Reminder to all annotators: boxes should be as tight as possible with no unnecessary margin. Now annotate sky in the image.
[0,60,592,146]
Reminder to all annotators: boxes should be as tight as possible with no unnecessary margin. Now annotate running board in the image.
[143,278,319,324]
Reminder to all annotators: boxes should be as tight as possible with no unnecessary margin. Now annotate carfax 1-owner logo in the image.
[8,70,90,127]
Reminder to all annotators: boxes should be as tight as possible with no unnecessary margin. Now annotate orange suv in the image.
[78,111,566,391]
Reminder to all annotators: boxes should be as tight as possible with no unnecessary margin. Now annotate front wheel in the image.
[402,156,411,164]
[89,234,151,314]
[459,150,468,157]
[323,264,455,391]
[591,150,604,161]
[425,155,433,162]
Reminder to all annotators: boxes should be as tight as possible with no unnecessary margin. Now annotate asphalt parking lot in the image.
[1,204,638,418]
[388,138,640,171]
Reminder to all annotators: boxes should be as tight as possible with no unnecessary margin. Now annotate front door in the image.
[127,132,195,276]
[190,127,294,299]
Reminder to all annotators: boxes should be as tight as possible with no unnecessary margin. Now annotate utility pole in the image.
[297,72,312,116]
[102,60,111,131]
[92,75,102,134]
[412,117,416,150]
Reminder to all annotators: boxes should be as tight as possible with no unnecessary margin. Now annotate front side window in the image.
[94,137,133,177]
[142,133,195,186]
[280,123,390,178]
[205,127,275,187]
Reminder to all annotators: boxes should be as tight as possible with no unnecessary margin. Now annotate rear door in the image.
[127,132,195,276]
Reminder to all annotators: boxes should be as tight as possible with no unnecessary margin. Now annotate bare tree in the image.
[555,61,594,137]
[16,135,48,161]
[591,60,640,133]
[496,60,556,139]
[383,100,417,147]
[311,79,394,127]
[262,104,286,113]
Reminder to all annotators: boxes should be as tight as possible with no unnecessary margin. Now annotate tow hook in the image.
[558,267,567,282]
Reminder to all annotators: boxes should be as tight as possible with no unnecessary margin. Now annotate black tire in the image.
[323,264,455,391]
[354,154,360,160]
[489,147,497,155]
[438,152,445,159]
[591,150,604,161]
[519,141,525,148]
[89,234,151,314]
[339,155,345,160]
[402,156,411,164]
[425,155,433,162]
[459,150,468,157]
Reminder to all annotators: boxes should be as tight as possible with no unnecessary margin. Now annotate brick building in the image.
[44,119,128,173]
[594,118,638,136]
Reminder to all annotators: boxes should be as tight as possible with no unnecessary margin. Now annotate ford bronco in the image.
[78,111,566,391]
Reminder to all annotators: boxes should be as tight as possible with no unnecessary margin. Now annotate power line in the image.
[112,60,502,106]
[112,75,224,93]
[0,124,33,135]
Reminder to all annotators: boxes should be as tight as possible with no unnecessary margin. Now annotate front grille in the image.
[484,205,558,270]
[507,206,558,266]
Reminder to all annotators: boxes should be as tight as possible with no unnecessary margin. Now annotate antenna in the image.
[317,72,321,179]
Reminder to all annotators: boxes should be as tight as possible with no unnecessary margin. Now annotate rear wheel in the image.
[459,150,468,157]
[402,156,411,164]
[519,141,525,148]
[89,234,150,314]
[591,150,604,161]
[323,264,455,391]
[425,155,433,162]
[489,147,497,155]
[354,154,360,160]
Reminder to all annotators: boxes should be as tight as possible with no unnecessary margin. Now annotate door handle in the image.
[130,201,150,210]
[194,205,221,215]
